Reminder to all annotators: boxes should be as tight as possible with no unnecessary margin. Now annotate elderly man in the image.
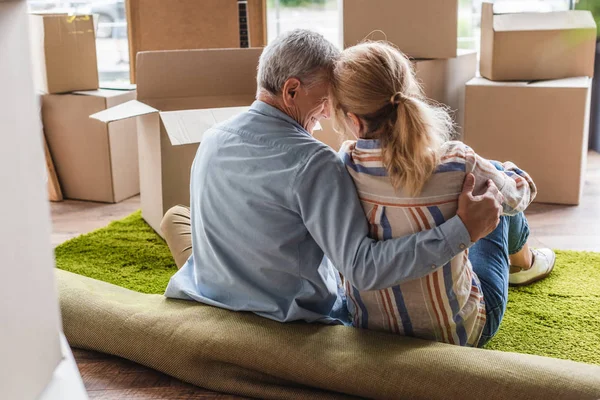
[161,29,502,324]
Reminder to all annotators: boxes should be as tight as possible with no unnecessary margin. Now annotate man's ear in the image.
[282,78,302,107]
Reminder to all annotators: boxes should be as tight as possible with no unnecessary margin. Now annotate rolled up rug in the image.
[57,270,600,400]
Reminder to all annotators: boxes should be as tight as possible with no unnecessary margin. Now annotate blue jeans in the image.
[468,212,530,347]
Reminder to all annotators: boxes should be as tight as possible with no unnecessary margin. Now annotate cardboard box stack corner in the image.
[29,12,140,203]
[91,48,263,235]
[464,2,597,205]
[316,0,476,149]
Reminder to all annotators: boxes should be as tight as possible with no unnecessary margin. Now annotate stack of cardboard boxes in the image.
[92,48,262,234]
[464,3,597,205]
[33,0,268,205]
[31,13,139,203]
[315,0,477,148]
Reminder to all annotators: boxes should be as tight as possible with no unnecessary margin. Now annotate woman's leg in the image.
[160,205,192,269]
[509,244,533,272]
[468,212,531,347]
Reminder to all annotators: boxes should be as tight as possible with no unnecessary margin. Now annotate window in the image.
[268,0,340,46]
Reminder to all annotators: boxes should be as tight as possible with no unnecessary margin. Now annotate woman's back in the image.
[330,41,537,346]
[341,139,534,346]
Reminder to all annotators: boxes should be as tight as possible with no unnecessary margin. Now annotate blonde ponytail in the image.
[330,41,453,195]
[382,94,451,195]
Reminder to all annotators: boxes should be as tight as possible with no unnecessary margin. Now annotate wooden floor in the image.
[73,349,247,399]
[51,151,600,399]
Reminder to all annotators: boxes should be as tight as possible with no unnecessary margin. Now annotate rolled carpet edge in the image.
[56,269,600,400]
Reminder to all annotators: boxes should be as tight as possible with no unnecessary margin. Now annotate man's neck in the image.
[257,91,287,116]
[256,90,308,133]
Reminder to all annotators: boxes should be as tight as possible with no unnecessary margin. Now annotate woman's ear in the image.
[346,112,363,139]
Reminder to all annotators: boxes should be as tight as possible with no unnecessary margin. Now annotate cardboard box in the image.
[29,13,99,94]
[342,0,458,59]
[480,2,596,81]
[91,48,262,234]
[126,0,267,83]
[42,89,139,203]
[314,50,477,150]
[463,76,592,205]
[414,50,477,138]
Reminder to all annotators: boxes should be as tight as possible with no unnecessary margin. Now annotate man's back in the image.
[165,101,347,323]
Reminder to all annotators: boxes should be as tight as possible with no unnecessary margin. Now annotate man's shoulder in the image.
[213,110,338,159]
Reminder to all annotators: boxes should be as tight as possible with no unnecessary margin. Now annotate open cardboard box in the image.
[342,0,458,59]
[91,48,262,235]
[42,89,139,203]
[480,2,596,81]
[314,50,478,149]
[464,76,592,205]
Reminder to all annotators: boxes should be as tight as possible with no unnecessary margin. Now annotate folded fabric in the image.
[56,270,600,400]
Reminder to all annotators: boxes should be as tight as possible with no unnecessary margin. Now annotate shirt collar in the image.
[249,100,310,136]
[356,139,382,150]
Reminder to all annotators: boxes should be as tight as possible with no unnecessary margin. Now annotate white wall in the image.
[0,1,63,399]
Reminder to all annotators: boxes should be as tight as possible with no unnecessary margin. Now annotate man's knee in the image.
[161,205,191,234]
[161,205,192,269]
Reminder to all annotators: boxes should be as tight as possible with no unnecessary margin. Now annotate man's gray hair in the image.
[257,29,340,95]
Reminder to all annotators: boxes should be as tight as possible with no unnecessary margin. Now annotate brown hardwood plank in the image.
[77,360,173,391]
[72,348,116,361]
[73,348,249,399]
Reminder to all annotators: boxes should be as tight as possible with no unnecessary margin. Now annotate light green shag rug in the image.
[54,211,600,365]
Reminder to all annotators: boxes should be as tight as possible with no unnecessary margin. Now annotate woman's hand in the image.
[457,173,504,243]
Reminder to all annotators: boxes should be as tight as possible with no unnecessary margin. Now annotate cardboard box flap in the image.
[159,107,250,146]
[90,100,158,123]
[136,48,261,101]
[494,10,596,32]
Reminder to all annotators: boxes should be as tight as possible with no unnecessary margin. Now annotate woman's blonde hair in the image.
[330,41,454,196]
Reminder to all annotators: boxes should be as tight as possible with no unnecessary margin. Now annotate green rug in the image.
[54,211,600,365]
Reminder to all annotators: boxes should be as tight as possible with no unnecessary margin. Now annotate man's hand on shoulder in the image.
[457,173,504,243]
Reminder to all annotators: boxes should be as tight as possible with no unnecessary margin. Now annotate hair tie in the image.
[390,92,409,106]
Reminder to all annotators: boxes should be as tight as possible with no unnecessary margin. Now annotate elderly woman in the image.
[160,29,502,325]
